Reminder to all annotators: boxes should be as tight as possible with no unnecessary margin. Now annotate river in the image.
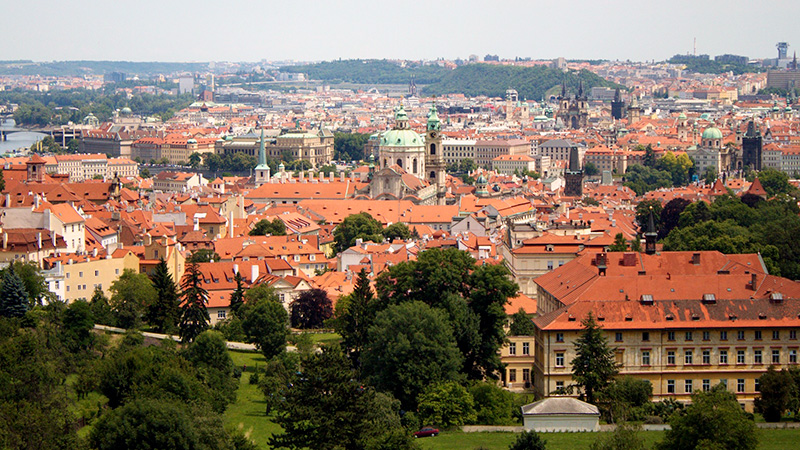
[0,119,46,154]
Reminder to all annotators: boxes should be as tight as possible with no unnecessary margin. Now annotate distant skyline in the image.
[6,0,800,63]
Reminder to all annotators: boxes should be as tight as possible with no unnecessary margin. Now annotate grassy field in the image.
[225,350,281,447]
[416,429,800,450]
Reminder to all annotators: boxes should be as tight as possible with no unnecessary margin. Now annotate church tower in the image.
[563,145,583,197]
[425,103,446,205]
[254,128,271,187]
[611,88,625,120]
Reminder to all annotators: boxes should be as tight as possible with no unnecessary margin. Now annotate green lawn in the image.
[416,429,800,450]
[226,350,281,447]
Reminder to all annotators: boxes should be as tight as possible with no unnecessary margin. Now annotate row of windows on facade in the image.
[507,342,531,355]
[66,268,120,279]
[66,283,102,292]
[552,378,753,394]
[506,368,531,383]
[554,329,799,343]
[552,348,799,367]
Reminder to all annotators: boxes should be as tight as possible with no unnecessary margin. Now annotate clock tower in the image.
[425,103,446,205]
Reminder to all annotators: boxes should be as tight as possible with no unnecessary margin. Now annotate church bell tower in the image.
[425,103,446,205]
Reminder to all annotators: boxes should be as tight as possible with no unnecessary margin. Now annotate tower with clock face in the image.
[425,103,446,205]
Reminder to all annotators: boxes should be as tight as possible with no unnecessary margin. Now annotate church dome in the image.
[702,125,723,140]
[477,174,487,184]
[120,106,132,115]
[677,112,687,120]
[380,129,423,148]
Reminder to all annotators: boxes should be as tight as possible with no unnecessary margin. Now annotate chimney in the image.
[299,171,305,183]
[691,252,701,265]
[2,232,6,250]
[340,172,345,182]
[55,261,62,274]
[233,263,239,274]
[92,247,98,257]
[51,232,56,247]
[330,172,334,182]
[229,211,234,238]
[596,252,607,276]
[251,264,259,283]
[193,217,199,231]
[751,273,758,290]
[37,232,42,250]
[3,193,8,207]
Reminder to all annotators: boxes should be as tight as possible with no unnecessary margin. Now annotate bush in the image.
[249,371,260,385]
[509,430,547,450]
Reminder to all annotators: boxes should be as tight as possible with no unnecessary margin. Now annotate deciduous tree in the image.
[658,384,757,450]
[110,268,157,329]
[290,288,333,329]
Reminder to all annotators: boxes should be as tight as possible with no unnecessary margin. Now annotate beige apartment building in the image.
[532,250,800,411]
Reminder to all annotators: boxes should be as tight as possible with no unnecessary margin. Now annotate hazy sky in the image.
[6,0,799,63]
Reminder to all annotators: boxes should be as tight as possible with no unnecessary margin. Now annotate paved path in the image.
[93,324,286,352]
[462,422,799,433]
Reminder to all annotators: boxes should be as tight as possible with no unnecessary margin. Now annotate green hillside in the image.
[423,64,622,100]
[280,59,451,84]
[0,60,209,76]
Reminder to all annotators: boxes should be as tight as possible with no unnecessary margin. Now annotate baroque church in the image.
[359,104,447,205]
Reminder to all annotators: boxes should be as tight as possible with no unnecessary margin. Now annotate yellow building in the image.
[532,250,800,411]
[45,250,140,303]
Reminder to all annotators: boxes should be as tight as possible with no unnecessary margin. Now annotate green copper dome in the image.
[426,104,441,131]
[120,106,132,115]
[678,112,687,120]
[700,113,710,121]
[380,129,423,148]
[702,125,723,140]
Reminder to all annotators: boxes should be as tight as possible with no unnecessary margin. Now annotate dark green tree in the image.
[362,301,463,410]
[241,293,288,360]
[0,266,29,318]
[0,167,5,192]
[0,261,51,306]
[508,308,536,336]
[147,258,181,333]
[61,300,95,351]
[249,218,287,236]
[508,430,547,450]
[469,381,514,425]
[186,248,221,263]
[608,233,628,252]
[139,167,150,178]
[417,381,477,429]
[754,366,795,422]
[571,312,619,404]
[228,270,245,316]
[757,168,796,197]
[269,346,415,450]
[467,263,519,380]
[336,268,375,369]
[333,132,370,161]
[90,286,115,326]
[659,198,692,239]
[178,262,210,343]
[110,268,157,329]
[90,398,201,450]
[333,212,384,253]
[290,288,333,329]
[584,162,599,176]
[188,152,202,169]
[382,222,411,241]
[658,384,757,450]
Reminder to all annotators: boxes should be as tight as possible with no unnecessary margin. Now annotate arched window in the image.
[430,171,436,179]
[430,143,436,155]
[383,159,387,168]
[396,158,402,168]
[413,158,418,173]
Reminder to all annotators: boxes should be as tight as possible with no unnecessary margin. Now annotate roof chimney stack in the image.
[750,273,758,290]
[251,264,259,283]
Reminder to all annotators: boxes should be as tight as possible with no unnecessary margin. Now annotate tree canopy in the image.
[658,384,758,450]
[249,218,287,236]
[333,212,384,253]
[571,312,619,404]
